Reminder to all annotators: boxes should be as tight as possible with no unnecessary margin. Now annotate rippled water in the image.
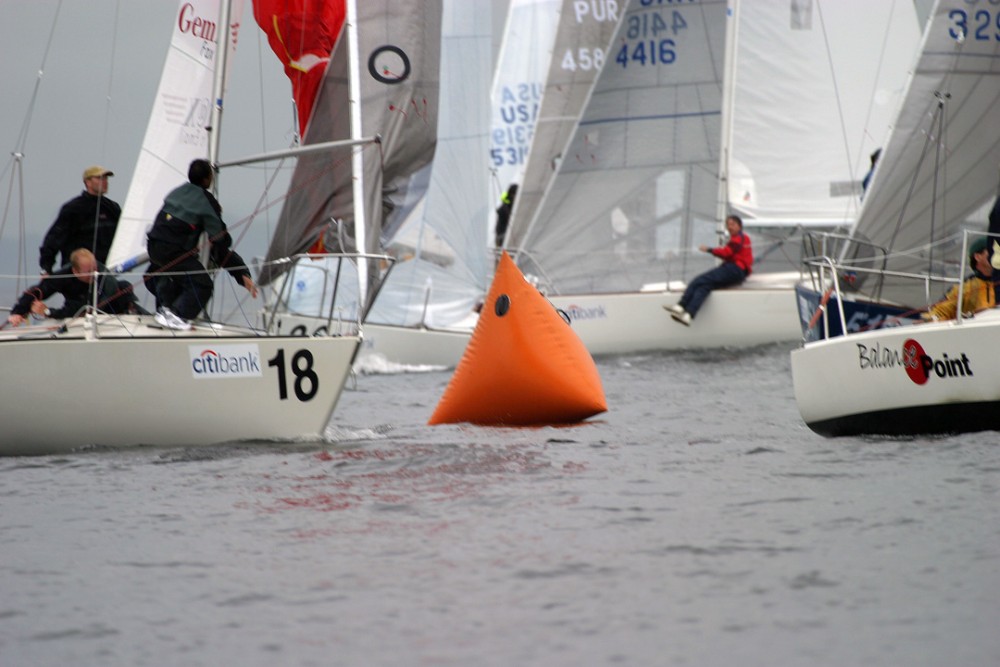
[2,343,999,666]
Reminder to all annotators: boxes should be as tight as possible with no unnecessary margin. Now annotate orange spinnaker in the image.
[428,252,607,426]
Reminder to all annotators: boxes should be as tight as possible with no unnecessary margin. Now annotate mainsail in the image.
[511,0,725,292]
[848,0,1000,304]
[258,0,443,289]
[508,0,922,295]
[489,0,561,199]
[504,0,622,251]
[365,0,494,329]
[727,0,919,226]
[107,0,245,268]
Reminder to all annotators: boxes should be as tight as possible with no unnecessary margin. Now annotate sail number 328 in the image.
[268,349,319,401]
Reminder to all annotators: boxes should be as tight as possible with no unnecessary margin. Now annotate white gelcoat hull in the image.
[269,313,473,369]
[358,322,471,368]
[272,274,803,366]
[548,285,801,356]
[0,315,359,456]
[791,310,1000,436]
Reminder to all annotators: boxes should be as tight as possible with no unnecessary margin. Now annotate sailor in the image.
[923,236,997,322]
[495,183,518,248]
[39,165,121,274]
[7,248,138,327]
[665,215,753,326]
[145,159,257,329]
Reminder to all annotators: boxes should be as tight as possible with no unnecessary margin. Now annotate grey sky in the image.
[0,0,295,277]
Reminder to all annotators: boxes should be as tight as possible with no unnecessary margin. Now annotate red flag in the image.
[252,0,346,137]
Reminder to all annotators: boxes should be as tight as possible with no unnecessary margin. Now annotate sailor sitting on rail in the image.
[922,237,998,322]
[6,248,139,327]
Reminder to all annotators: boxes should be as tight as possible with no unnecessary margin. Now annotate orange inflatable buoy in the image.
[428,251,607,426]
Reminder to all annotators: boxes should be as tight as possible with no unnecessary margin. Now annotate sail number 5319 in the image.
[268,349,319,401]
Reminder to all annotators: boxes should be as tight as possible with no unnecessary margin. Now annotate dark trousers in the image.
[679,262,747,318]
[147,239,213,320]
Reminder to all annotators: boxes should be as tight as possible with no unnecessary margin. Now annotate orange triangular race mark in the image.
[428,252,607,426]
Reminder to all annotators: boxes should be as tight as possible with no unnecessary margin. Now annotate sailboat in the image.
[353,0,495,369]
[0,0,380,456]
[504,0,919,355]
[262,0,590,371]
[256,0,457,368]
[790,0,1000,437]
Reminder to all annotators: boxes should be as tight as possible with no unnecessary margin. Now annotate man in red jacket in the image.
[665,215,753,326]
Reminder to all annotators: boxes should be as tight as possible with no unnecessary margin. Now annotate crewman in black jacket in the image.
[7,249,137,327]
[145,159,257,328]
[39,165,120,275]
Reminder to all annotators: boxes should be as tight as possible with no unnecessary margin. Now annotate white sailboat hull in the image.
[0,315,359,456]
[548,280,801,356]
[358,322,471,368]
[267,313,472,369]
[272,271,803,365]
[791,311,1000,437]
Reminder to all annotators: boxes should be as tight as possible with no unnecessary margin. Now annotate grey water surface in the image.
[2,342,998,666]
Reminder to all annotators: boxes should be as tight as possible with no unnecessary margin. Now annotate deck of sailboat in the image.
[0,312,365,343]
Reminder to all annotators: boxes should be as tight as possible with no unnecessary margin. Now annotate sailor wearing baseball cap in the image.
[82,165,114,180]
[38,165,121,274]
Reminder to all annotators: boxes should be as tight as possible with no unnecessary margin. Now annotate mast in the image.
[208,0,233,168]
[716,0,740,234]
[346,0,370,306]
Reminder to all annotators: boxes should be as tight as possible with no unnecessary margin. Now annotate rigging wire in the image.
[0,0,64,294]
[814,1,856,223]
[89,0,123,273]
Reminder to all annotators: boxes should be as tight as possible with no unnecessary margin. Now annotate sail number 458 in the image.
[268,349,319,401]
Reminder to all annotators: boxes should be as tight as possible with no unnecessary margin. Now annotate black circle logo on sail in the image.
[368,45,410,84]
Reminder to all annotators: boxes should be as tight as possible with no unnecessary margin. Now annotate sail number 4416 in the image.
[268,349,319,401]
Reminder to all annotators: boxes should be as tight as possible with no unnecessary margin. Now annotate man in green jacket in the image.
[146,159,257,329]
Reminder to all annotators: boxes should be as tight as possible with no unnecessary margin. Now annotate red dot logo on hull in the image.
[903,338,928,385]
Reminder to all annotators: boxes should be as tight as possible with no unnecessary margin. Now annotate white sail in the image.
[728,0,920,226]
[512,0,726,293]
[489,0,561,199]
[855,0,1000,263]
[510,0,922,294]
[366,0,495,329]
[258,0,442,291]
[107,0,245,268]
[505,0,622,250]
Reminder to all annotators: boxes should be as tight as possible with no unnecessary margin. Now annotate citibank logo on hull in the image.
[189,344,262,380]
[856,338,973,386]
[564,304,607,321]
